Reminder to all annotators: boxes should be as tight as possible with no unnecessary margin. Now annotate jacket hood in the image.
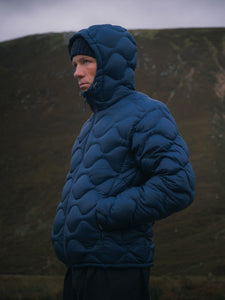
[68,24,137,111]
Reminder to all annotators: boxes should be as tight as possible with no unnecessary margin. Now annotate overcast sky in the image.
[0,0,225,42]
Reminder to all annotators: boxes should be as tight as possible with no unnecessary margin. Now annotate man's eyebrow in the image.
[72,57,83,66]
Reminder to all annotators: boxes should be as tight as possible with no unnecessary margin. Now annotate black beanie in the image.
[69,36,96,60]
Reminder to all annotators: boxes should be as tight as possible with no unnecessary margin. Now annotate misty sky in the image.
[0,0,225,42]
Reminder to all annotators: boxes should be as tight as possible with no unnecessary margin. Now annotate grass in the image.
[0,275,63,300]
[0,275,225,300]
[150,276,225,300]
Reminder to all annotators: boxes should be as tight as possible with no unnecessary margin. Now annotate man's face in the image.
[72,55,97,91]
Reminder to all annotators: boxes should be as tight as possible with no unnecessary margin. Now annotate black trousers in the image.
[63,267,150,300]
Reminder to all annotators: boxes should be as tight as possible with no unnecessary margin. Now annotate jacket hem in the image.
[67,262,154,269]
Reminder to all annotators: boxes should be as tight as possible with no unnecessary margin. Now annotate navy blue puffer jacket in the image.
[52,24,195,268]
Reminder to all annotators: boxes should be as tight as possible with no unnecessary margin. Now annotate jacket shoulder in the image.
[121,92,172,125]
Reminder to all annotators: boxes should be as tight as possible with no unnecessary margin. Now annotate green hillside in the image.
[0,28,225,280]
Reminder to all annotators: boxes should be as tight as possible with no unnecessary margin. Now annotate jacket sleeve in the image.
[96,102,195,231]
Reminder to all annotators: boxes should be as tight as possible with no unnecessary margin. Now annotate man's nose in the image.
[74,65,83,78]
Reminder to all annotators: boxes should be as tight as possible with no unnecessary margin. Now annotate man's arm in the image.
[96,103,195,231]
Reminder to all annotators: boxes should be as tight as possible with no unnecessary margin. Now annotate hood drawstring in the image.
[79,80,98,114]
[83,98,87,114]
[82,81,98,113]
[93,81,97,89]
[79,91,86,114]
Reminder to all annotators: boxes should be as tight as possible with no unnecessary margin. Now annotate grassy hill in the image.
[0,28,225,281]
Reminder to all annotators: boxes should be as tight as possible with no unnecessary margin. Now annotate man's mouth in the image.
[79,82,89,90]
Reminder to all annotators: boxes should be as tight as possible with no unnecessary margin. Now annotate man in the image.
[52,24,195,300]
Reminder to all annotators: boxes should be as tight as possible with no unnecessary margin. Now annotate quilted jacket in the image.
[52,24,195,268]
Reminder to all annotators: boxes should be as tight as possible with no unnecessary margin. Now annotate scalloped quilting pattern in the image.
[52,93,184,267]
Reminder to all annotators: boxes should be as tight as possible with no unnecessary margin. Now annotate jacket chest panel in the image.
[68,114,137,199]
